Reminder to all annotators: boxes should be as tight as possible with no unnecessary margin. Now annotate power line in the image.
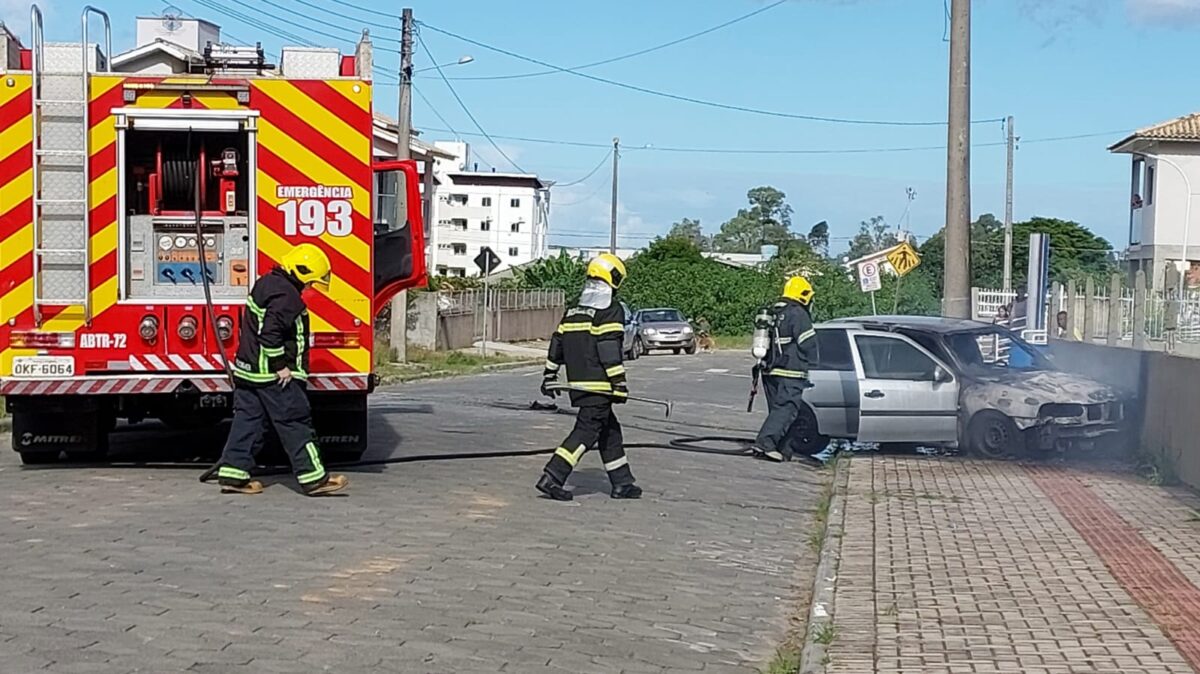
[414,127,1130,156]
[187,0,320,47]
[552,176,612,207]
[553,151,612,188]
[448,0,789,81]
[417,31,526,174]
[418,21,1007,127]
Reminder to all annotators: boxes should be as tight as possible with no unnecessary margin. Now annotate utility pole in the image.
[609,137,619,254]
[389,7,414,362]
[1002,115,1015,293]
[943,0,971,318]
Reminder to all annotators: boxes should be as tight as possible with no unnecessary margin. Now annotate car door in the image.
[847,330,959,444]
[806,327,859,439]
[620,302,635,354]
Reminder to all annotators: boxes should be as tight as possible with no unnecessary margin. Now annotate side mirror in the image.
[934,366,952,384]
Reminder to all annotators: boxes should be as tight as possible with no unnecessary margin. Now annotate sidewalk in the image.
[817,455,1200,674]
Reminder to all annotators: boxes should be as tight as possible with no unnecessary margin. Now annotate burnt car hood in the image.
[961,368,1126,420]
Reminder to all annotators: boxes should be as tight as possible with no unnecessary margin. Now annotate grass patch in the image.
[1135,446,1182,486]
[762,646,801,674]
[813,623,837,646]
[711,334,752,350]
[1186,510,1200,523]
[807,455,839,553]
[375,347,530,383]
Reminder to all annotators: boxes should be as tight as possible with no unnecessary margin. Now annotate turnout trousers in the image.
[543,402,635,488]
[754,374,810,459]
[216,383,328,489]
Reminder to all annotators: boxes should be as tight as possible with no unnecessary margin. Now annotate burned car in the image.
[784,316,1128,458]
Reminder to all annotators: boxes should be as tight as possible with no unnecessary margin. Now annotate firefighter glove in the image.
[540,370,560,398]
[610,373,629,404]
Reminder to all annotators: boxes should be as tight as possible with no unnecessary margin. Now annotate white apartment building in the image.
[430,142,550,277]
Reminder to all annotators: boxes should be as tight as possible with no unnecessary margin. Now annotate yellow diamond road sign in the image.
[885,242,921,277]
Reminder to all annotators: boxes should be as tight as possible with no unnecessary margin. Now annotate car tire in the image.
[626,342,639,361]
[783,404,830,457]
[634,338,646,358]
[967,410,1023,459]
[672,348,682,355]
[685,343,697,355]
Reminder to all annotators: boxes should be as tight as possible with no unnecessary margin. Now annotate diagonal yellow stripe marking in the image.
[0,223,33,269]
[257,224,370,324]
[90,167,116,211]
[326,80,371,112]
[196,93,243,110]
[308,312,370,373]
[90,222,117,264]
[88,76,124,102]
[0,346,39,377]
[254,81,369,160]
[89,119,116,156]
[90,276,118,315]
[43,307,85,333]
[256,170,370,270]
[0,76,31,107]
[0,279,34,325]
[257,120,370,220]
[0,113,33,158]
[131,91,183,109]
[0,169,32,213]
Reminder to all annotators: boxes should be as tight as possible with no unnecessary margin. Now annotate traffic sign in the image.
[886,242,921,277]
[474,246,501,275]
[858,260,882,293]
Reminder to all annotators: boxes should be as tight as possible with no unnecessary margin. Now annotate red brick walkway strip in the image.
[1027,466,1200,669]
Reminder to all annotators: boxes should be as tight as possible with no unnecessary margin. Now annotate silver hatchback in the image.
[629,308,697,356]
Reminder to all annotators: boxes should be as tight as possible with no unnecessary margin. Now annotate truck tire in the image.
[967,410,1023,459]
[11,402,105,465]
[19,451,60,465]
[311,392,369,464]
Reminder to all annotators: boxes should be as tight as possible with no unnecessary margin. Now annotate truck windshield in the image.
[944,329,1052,373]
[641,310,683,323]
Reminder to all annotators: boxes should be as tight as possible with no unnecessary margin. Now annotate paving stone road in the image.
[0,352,827,673]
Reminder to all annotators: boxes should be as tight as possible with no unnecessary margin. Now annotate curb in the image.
[798,453,849,674]
[378,358,541,386]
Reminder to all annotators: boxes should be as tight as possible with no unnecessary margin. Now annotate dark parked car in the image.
[783,316,1128,458]
[629,308,697,356]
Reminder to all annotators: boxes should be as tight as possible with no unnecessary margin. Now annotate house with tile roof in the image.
[1109,113,1200,288]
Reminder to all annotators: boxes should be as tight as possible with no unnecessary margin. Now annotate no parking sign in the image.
[858,260,882,293]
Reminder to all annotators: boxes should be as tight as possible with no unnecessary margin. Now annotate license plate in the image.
[11,356,75,378]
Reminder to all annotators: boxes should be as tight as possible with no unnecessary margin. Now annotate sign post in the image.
[858,260,882,315]
[474,247,502,357]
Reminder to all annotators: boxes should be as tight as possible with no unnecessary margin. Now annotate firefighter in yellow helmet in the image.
[751,275,818,462]
[537,253,642,501]
[213,243,348,496]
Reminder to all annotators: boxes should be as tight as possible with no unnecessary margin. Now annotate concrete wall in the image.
[1048,339,1200,490]
[431,307,559,351]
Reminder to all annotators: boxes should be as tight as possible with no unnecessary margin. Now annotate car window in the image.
[855,335,937,381]
[641,310,683,323]
[944,330,1050,372]
[898,330,951,364]
[813,328,854,371]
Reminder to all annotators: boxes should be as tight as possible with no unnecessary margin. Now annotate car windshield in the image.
[943,329,1052,373]
[641,310,683,323]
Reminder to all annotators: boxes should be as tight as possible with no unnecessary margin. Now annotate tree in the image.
[844,216,896,261]
[665,217,710,251]
[713,186,796,253]
[506,251,588,301]
[807,221,830,257]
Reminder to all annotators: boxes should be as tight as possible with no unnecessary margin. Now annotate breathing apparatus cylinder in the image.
[751,307,775,361]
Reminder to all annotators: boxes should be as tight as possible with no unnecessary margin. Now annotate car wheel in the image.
[634,338,646,357]
[685,343,697,355]
[783,404,830,457]
[968,410,1023,459]
[626,342,639,361]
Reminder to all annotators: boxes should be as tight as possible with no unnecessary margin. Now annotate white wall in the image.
[135,17,219,52]
[1142,149,1200,258]
[432,182,545,276]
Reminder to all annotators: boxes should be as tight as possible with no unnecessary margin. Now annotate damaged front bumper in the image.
[1015,400,1128,451]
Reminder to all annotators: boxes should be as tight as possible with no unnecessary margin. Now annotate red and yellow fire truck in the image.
[0,6,425,464]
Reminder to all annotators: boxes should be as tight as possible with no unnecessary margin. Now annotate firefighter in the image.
[213,244,348,496]
[537,253,642,502]
[751,276,818,462]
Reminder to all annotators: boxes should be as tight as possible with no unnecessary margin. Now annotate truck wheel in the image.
[968,411,1023,459]
[19,451,60,465]
[311,393,369,465]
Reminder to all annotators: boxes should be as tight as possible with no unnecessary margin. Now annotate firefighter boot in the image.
[536,472,573,501]
[610,483,642,500]
[221,480,265,495]
[304,474,349,497]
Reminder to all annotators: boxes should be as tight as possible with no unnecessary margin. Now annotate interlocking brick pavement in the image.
[824,456,1197,674]
[0,353,827,673]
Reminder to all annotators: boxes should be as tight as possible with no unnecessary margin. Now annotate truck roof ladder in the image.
[29,4,111,326]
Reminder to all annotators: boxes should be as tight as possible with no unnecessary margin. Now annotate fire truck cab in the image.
[0,6,426,464]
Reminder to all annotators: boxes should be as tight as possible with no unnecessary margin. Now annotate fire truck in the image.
[0,6,426,464]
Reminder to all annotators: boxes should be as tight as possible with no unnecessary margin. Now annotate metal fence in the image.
[436,289,565,317]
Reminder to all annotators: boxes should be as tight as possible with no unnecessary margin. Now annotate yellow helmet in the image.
[586,253,627,289]
[783,275,814,305]
[281,243,332,289]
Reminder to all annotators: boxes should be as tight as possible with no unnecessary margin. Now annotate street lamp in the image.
[415,55,473,74]
[1143,153,1195,292]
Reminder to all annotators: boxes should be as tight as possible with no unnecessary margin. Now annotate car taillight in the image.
[311,332,361,348]
[10,331,75,348]
[216,316,234,343]
[139,315,159,341]
[178,316,198,341]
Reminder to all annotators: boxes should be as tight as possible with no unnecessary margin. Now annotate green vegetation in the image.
[762,647,801,674]
[813,623,837,646]
[376,347,528,384]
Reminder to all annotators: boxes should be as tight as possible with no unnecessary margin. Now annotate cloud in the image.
[1126,0,1200,24]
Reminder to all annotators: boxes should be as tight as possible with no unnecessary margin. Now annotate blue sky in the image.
[6,0,1200,255]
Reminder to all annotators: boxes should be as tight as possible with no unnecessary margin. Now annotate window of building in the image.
[449,218,467,231]
[437,243,452,250]
[449,194,468,206]
[508,247,519,257]
[1146,165,1155,206]
[510,222,521,233]
[450,267,466,277]
[482,197,492,207]
[435,266,448,276]
[510,198,521,208]
[451,243,467,255]
[481,220,491,232]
